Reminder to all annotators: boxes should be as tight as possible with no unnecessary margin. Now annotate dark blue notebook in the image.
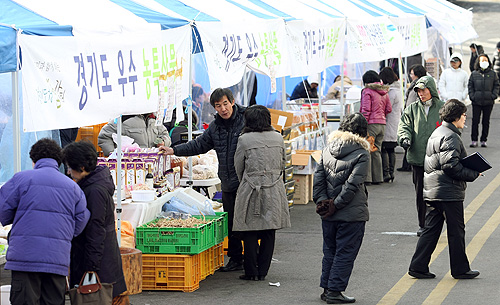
[460,152,492,172]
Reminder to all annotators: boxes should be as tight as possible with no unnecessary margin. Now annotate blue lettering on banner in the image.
[118,50,138,97]
[100,54,112,93]
[222,33,259,72]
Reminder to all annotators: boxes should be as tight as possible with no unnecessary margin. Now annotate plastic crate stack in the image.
[283,140,295,207]
[135,212,228,292]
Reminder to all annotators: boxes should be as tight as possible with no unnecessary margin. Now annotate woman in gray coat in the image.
[313,113,370,304]
[234,105,291,281]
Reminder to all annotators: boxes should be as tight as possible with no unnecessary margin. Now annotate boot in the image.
[320,288,328,301]
[325,290,356,304]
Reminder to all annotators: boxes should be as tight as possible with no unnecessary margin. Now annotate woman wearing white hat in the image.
[438,52,469,103]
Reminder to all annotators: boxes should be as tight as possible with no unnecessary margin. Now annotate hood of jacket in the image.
[365,82,389,96]
[78,165,115,195]
[328,130,370,158]
[414,75,440,101]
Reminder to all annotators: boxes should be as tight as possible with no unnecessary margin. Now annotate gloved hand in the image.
[316,200,330,216]
[401,138,411,150]
[316,199,336,218]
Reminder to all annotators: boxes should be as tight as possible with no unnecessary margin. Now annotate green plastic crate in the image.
[212,212,228,244]
[136,215,216,255]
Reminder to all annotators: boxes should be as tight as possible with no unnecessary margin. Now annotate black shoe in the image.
[220,259,243,272]
[453,270,479,279]
[239,274,258,281]
[257,275,266,281]
[384,176,394,183]
[321,288,328,301]
[417,227,424,237]
[325,291,356,304]
[408,270,436,279]
[397,167,412,172]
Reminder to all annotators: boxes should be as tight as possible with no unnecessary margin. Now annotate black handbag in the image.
[69,271,113,305]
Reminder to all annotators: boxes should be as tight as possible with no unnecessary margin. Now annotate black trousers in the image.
[381,141,397,178]
[409,201,471,277]
[242,230,276,277]
[412,165,426,228]
[10,271,66,305]
[471,104,494,142]
[222,191,243,262]
[320,221,365,291]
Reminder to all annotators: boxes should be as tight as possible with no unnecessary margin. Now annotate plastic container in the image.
[135,212,227,255]
[131,190,156,202]
[1,285,11,305]
[142,254,200,292]
[200,242,224,280]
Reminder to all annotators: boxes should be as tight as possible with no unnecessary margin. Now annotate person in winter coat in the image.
[469,43,484,73]
[0,138,90,305]
[98,113,171,156]
[492,41,500,79]
[163,106,199,146]
[468,54,499,148]
[398,64,429,172]
[398,76,445,236]
[438,53,469,102]
[63,141,128,304]
[290,75,319,100]
[233,105,291,281]
[163,88,245,272]
[325,75,353,100]
[360,70,392,184]
[408,99,480,280]
[313,112,370,304]
[379,67,403,183]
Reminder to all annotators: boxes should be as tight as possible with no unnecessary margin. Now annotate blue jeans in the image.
[321,221,365,291]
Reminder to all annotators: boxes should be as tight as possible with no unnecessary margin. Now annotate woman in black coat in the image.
[63,141,128,304]
[313,113,370,304]
[409,99,480,280]
[468,54,499,147]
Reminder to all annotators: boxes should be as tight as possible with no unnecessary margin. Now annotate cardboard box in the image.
[292,150,322,175]
[293,174,313,204]
[268,108,294,132]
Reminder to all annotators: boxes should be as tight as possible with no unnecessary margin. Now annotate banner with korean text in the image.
[346,17,404,64]
[284,19,345,77]
[19,25,191,132]
[391,15,428,57]
[196,19,290,90]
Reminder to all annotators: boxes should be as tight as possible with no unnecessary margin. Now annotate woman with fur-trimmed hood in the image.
[313,112,370,304]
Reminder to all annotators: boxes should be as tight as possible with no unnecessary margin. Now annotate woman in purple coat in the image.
[360,70,392,184]
[63,141,128,305]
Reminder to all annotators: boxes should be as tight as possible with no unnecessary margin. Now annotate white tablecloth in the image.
[116,195,170,229]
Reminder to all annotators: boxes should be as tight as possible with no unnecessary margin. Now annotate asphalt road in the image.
[2,1,500,304]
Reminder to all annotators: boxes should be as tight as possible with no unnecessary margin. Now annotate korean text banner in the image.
[285,19,345,77]
[19,25,191,132]
[346,17,404,64]
[196,19,290,90]
[391,16,428,57]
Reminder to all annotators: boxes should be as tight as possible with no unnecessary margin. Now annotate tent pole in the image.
[12,70,21,173]
[243,68,248,106]
[188,24,194,185]
[398,53,404,105]
[282,77,286,111]
[116,115,122,246]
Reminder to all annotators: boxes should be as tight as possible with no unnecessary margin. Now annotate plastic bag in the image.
[162,196,215,215]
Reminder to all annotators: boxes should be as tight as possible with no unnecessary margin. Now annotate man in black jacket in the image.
[164,88,245,271]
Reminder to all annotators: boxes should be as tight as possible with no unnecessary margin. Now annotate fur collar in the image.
[328,130,370,151]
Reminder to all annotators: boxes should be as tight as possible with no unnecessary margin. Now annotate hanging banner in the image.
[20,25,191,132]
[346,16,404,64]
[196,19,290,90]
[284,19,345,77]
[390,15,428,57]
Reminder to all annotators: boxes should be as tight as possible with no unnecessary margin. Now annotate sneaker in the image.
[470,141,478,148]
[481,142,487,148]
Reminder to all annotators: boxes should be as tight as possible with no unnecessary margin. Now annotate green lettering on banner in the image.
[256,31,281,70]
[325,27,340,59]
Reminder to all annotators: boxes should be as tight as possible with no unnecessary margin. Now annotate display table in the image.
[116,194,170,229]
[180,177,221,199]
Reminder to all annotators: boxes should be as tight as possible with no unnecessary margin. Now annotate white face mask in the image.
[480,61,489,69]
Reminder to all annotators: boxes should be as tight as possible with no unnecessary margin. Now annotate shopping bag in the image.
[69,271,113,305]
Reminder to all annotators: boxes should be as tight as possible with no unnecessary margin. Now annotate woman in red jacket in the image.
[360,70,392,184]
